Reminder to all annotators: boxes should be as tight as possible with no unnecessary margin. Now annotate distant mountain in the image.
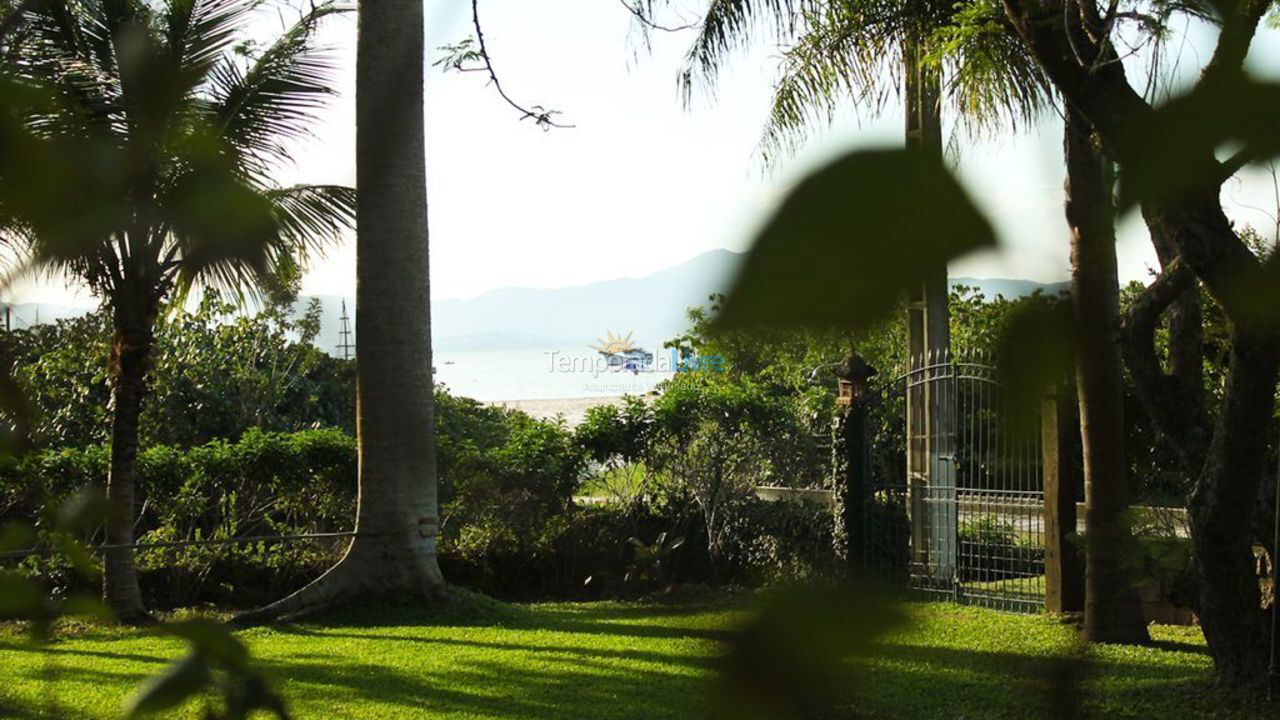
[951,277,1069,299]
[297,250,740,355]
[429,248,743,354]
[5,257,1071,355]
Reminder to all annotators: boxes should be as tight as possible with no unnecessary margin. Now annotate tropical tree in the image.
[999,0,1280,686]
[1063,108,1147,642]
[236,0,445,623]
[0,0,354,621]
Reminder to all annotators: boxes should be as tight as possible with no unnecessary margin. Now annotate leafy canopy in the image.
[0,0,354,312]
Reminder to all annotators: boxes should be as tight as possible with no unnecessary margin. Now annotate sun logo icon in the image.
[590,330,637,356]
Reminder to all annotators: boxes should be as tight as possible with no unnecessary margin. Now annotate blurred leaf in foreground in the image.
[993,294,1075,426]
[717,148,997,333]
[714,586,907,719]
[126,619,288,720]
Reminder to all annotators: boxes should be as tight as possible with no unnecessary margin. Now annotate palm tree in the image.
[235,0,445,624]
[1062,108,1148,643]
[0,0,354,621]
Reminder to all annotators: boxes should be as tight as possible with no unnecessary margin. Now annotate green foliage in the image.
[957,515,1043,582]
[437,393,586,570]
[720,497,836,585]
[959,515,1017,547]
[576,397,654,468]
[0,428,357,607]
[0,311,112,448]
[619,530,686,594]
[0,0,355,305]
[0,295,355,450]
[145,294,354,447]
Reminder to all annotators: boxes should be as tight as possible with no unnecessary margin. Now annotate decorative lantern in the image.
[835,353,877,408]
[836,377,855,407]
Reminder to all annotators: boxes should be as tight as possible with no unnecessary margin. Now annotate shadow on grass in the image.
[255,647,714,720]
[2,596,1270,720]
[272,591,742,644]
[847,638,1268,720]
[1146,638,1212,657]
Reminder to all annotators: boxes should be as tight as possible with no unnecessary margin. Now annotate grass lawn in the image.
[0,595,1272,719]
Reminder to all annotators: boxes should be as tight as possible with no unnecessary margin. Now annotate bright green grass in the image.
[0,598,1272,719]
[848,604,1270,719]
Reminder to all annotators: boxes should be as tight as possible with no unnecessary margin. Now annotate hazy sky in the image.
[8,0,1280,307]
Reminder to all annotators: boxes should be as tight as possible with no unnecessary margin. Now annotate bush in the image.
[2,386,593,606]
[864,492,912,583]
[439,503,677,600]
[0,428,358,607]
[958,515,1042,582]
[720,497,836,585]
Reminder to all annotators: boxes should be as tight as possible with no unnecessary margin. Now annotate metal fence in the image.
[863,353,1046,611]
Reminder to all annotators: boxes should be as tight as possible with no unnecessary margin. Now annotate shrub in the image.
[958,515,1042,582]
[864,492,912,583]
[0,428,357,607]
[721,497,836,585]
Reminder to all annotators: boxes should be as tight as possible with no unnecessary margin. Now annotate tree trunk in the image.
[1187,326,1278,685]
[236,0,444,624]
[103,318,154,623]
[1064,108,1148,644]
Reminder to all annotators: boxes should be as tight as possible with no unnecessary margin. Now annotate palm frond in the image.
[16,0,126,138]
[676,0,809,102]
[162,0,254,84]
[206,0,347,177]
[752,0,1047,165]
[3,0,348,319]
[265,183,354,261]
[931,0,1049,136]
[759,4,905,165]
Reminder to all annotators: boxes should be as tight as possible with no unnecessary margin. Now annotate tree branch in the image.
[1120,257,1210,475]
[617,0,698,32]
[1215,146,1256,185]
[1201,0,1270,89]
[461,0,574,130]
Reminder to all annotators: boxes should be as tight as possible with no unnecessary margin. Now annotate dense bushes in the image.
[2,426,841,605]
[1,428,357,607]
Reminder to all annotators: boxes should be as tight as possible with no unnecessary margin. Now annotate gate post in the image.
[832,353,877,577]
[1043,385,1085,613]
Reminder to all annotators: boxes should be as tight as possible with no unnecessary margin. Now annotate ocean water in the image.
[433,348,675,402]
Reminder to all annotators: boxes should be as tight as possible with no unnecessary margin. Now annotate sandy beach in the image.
[485,396,634,427]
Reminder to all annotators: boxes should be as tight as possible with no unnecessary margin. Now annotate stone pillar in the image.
[1043,386,1085,613]
[832,353,877,577]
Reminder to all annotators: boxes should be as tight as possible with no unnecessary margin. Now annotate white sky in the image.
[7,0,1280,307]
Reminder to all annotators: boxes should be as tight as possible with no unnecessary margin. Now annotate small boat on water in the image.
[606,348,654,373]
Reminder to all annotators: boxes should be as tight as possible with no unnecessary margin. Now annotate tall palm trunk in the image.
[345,0,444,591]
[1064,107,1148,644]
[103,314,155,623]
[236,0,443,624]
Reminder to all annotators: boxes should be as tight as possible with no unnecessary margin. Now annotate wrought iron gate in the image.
[862,353,1046,611]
